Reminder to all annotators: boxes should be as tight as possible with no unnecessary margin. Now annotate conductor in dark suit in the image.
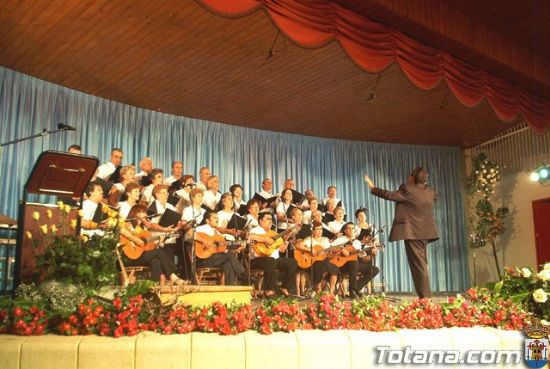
[364,168,438,298]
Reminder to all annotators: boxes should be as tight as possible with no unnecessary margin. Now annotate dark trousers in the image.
[161,239,186,277]
[126,249,176,282]
[250,257,298,291]
[404,239,431,298]
[312,259,340,285]
[339,260,360,293]
[356,260,379,292]
[196,253,245,285]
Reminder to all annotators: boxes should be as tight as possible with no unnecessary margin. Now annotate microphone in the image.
[58,123,76,131]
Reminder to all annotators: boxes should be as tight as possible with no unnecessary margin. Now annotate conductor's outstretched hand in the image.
[364,174,375,189]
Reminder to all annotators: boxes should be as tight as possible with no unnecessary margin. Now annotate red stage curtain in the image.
[199,0,550,134]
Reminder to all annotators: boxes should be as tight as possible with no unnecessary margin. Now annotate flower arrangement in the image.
[0,287,532,337]
[488,263,550,321]
[465,152,508,279]
[27,201,120,288]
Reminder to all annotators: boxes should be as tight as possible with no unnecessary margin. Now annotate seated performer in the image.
[118,182,141,219]
[302,221,340,294]
[81,181,106,237]
[119,205,185,285]
[288,207,309,297]
[194,212,246,285]
[248,213,298,297]
[216,193,236,228]
[331,222,378,298]
[245,199,261,228]
[276,188,294,231]
[148,184,181,262]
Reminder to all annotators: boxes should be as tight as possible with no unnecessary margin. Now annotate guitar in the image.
[252,225,301,257]
[194,232,246,259]
[120,230,180,259]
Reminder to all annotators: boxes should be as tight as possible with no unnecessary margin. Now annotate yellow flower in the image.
[39,224,48,234]
[541,320,550,326]
[78,209,84,217]
[544,263,550,271]
[80,235,89,242]
[106,217,118,228]
[50,224,58,233]
[46,209,53,219]
[101,204,109,214]
[57,200,65,209]
[521,268,532,278]
[533,289,548,303]
[64,205,71,214]
[25,231,32,240]
[70,219,78,229]
[32,211,40,221]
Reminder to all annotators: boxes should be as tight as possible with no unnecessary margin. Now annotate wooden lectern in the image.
[14,151,98,287]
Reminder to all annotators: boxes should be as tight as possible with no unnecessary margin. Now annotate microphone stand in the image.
[308,236,315,296]
[1,125,73,147]
[378,225,386,294]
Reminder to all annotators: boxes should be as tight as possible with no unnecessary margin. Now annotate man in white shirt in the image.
[194,212,245,285]
[96,148,123,180]
[196,167,211,192]
[80,181,106,237]
[258,178,276,213]
[323,185,345,213]
[164,161,183,185]
[332,222,377,298]
[249,213,298,297]
[135,157,153,186]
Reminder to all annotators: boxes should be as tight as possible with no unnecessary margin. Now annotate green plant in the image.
[28,201,120,288]
[465,152,508,279]
[488,264,550,321]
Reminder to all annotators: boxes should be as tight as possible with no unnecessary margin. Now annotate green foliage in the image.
[486,265,550,320]
[466,152,508,249]
[34,234,118,288]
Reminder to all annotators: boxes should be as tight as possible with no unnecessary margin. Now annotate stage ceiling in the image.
[0,0,549,147]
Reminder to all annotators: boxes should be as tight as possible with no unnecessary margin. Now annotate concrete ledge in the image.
[0,328,526,369]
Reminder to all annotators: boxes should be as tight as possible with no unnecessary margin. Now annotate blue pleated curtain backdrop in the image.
[0,66,469,292]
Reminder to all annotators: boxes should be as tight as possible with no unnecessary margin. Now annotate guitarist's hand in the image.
[279,241,289,253]
[342,249,350,257]
[134,237,145,247]
[263,237,274,246]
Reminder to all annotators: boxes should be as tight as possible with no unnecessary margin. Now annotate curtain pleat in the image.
[0,66,469,292]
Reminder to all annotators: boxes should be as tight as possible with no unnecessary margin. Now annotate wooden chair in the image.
[195,267,225,285]
[250,269,264,297]
[115,243,151,286]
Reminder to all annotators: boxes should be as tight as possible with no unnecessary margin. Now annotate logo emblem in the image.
[524,324,549,368]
